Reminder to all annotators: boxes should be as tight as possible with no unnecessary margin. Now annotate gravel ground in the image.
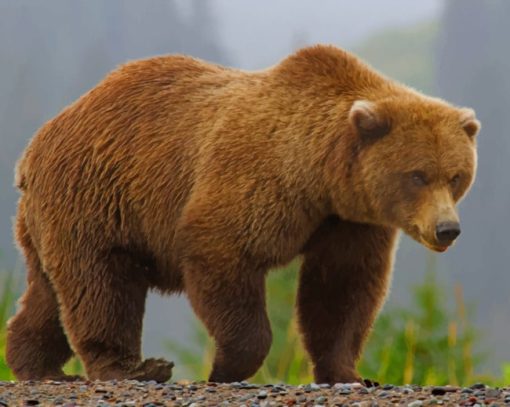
[0,380,508,406]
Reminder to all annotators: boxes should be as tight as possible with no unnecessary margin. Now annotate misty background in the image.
[0,0,508,375]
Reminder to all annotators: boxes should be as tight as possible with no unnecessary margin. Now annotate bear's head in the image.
[344,96,480,252]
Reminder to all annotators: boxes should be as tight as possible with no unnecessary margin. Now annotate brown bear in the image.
[6,45,480,384]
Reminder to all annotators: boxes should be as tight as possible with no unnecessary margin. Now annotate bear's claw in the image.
[128,358,174,382]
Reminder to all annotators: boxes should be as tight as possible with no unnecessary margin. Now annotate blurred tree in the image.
[356,21,438,94]
[436,0,510,368]
[0,1,229,265]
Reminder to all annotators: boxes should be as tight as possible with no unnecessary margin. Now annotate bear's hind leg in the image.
[6,213,77,381]
[52,249,173,381]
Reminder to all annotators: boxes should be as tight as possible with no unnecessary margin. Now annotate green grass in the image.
[0,260,507,385]
[0,271,18,380]
[0,269,84,380]
[166,255,503,386]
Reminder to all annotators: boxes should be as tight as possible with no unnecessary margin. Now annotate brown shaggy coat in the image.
[6,45,479,383]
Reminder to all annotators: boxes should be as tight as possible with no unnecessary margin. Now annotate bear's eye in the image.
[450,174,461,189]
[411,171,428,187]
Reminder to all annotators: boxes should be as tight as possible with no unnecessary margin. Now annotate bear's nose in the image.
[435,221,461,245]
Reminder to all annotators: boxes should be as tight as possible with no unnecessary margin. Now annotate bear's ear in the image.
[349,100,391,139]
[459,107,481,139]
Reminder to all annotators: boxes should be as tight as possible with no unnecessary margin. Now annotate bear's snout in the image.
[435,221,461,246]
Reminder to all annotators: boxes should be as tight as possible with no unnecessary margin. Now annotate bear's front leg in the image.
[182,255,272,382]
[297,218,397,384]
[177,186,274,382]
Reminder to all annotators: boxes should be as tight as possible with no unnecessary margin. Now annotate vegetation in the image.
[0,271,17,380]
[166,254,498,386]
[0,268,84,380]
[358,254,486,386]
[355,21,438,94]
[0,258,506,385]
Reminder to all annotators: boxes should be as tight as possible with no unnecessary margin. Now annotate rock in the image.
[315,396,326,405]
[257,391,268,399]
[407,401,423,407]
[486,388,502,398]
[431,387,450,396]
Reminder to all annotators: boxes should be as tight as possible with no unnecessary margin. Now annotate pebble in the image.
[0,380,508,406]
[257,391,267,399]
[487,388,502,398]
[431,387,445,396]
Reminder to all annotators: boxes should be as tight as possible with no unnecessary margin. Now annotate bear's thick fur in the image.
[6,45,480,383]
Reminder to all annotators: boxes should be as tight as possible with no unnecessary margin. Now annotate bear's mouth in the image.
[421,239,453,253]
[428,244,450,253]
[409,226,453,253]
